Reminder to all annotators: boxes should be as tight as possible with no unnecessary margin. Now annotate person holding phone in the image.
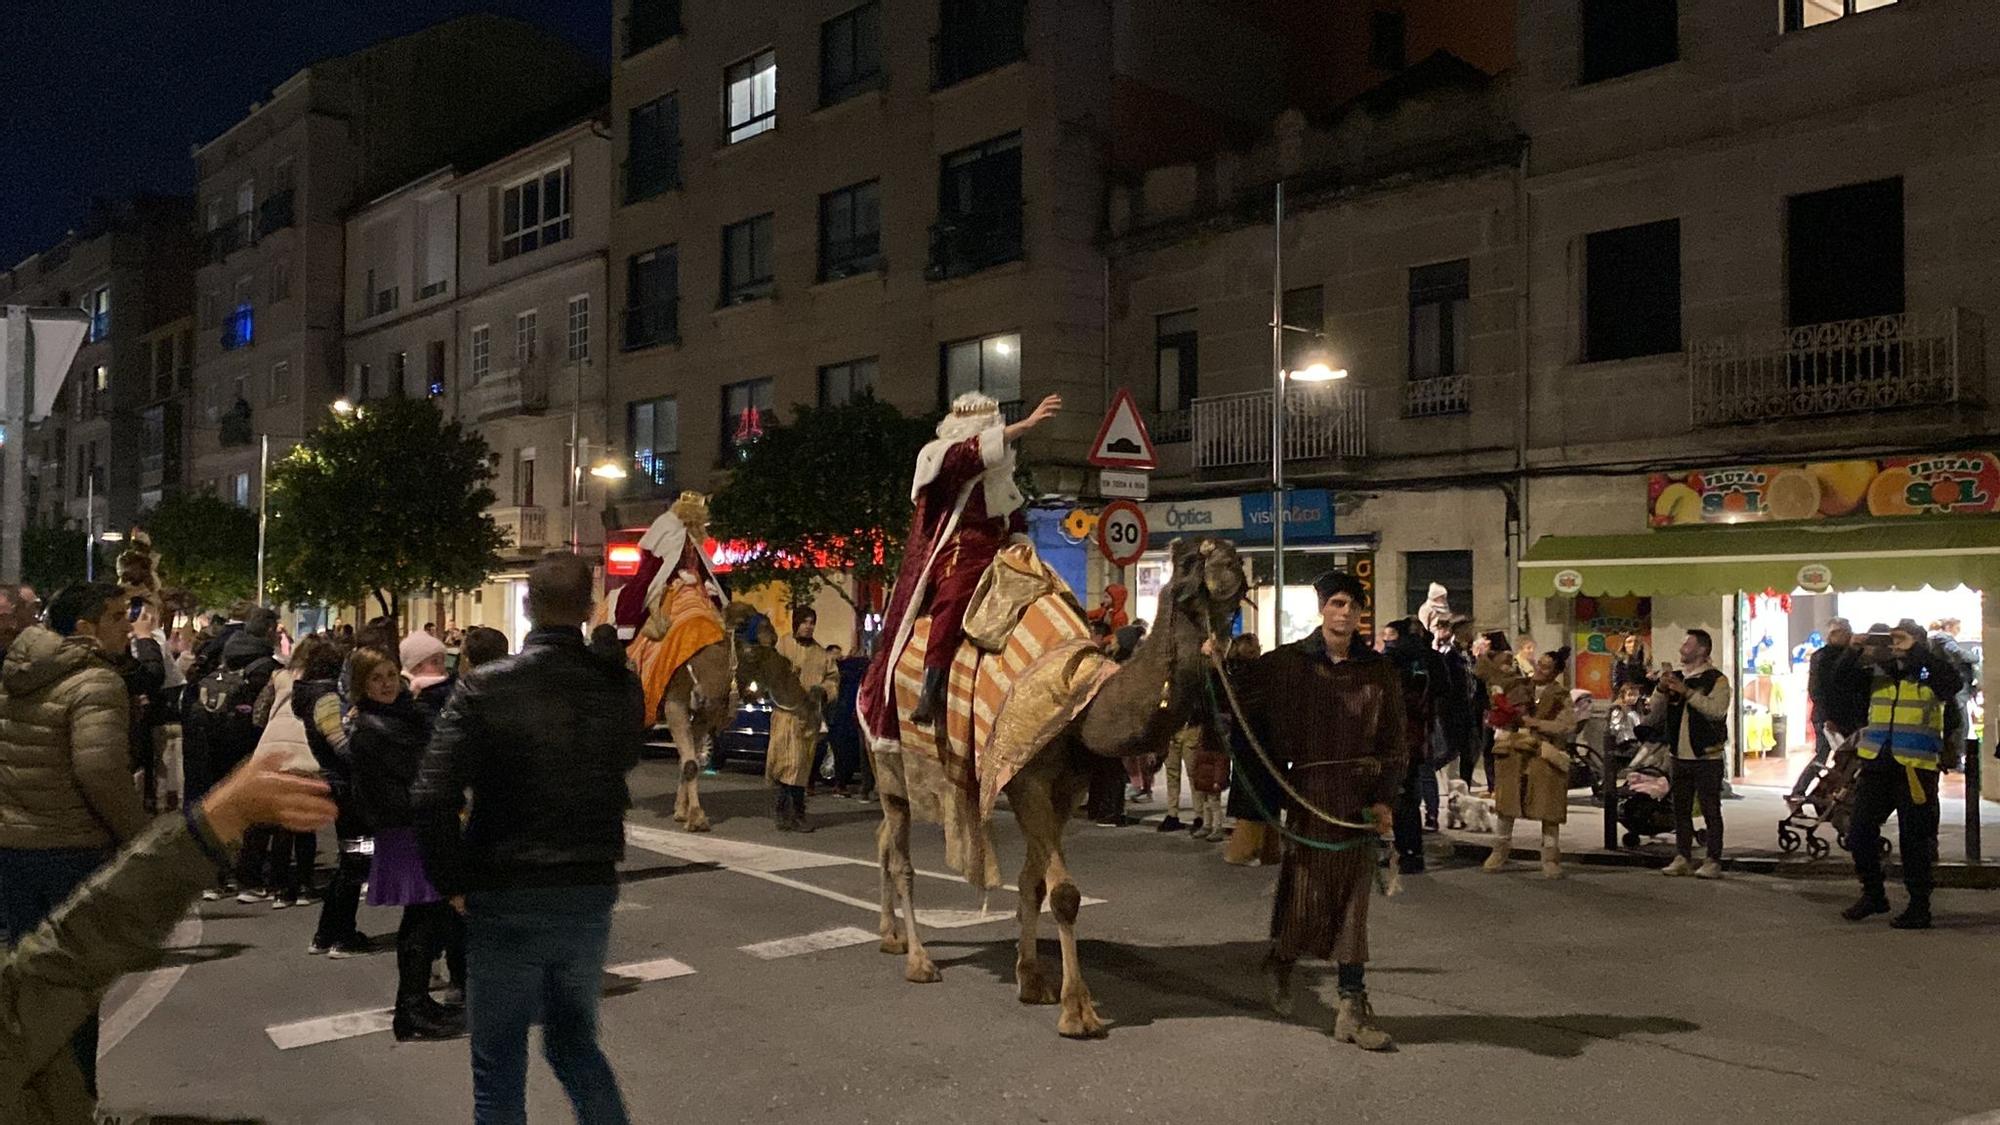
[1651,629,1732,880]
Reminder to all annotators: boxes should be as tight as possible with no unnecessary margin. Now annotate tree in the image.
[265,396,507,618]
[709,395,936,612]
[141,492,258,613]
[21,523,101,597]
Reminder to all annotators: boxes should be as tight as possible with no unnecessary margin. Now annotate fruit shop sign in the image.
[1649,453,2000,527]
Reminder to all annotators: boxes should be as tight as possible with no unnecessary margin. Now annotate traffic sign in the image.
[1096,500,1148,567]
[1097,469,1149,500]
[1087,388,1159,470]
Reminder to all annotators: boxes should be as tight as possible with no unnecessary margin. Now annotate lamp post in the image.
[568,437,627,553]
[2,306,90,585]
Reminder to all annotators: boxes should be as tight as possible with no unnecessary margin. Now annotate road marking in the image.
[265,958,696,1050]
[740,926,880,959]
[624,824,1103,928]
[99,915,201,1059]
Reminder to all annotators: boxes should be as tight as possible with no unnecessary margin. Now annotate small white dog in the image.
[1446,779,1495,833]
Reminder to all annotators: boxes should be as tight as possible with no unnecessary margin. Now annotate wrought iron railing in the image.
[1402,374,1470,418]
[492,506,551,553]
[926,206,1023,280]
[1690,309,1983,426]
[1190,384,1368,469]
[1150,408,1193,444]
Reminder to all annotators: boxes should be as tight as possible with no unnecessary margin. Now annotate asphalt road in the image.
[97,760,2000,1125]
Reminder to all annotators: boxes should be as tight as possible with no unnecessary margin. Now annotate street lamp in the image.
[590,459,629,481]
[330,397,356,416]
[568,439,627,553]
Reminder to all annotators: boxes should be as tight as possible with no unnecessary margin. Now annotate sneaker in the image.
[291,893,320,908]
[1155,815,1184,833]
[307,937,334,956]
[327,935,375,959]
[270,896,291,910]
[200,887,227,902]
[1660,856,1692,877]
[1890,904,1932,930]
[1695,860,1723,880]
[436,985,467,1008]
[1841,894,1891,922]
[236,888,270,904]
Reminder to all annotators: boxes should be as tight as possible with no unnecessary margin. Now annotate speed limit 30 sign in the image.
[1096,500,1148,568]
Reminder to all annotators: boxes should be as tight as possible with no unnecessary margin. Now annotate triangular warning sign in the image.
[1088,388,1159,470]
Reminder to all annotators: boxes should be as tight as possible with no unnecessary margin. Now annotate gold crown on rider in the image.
[950,393,1001,419]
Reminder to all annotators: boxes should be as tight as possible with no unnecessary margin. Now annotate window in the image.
[516,449,537,508]
[471,325,491,382]
[355,363,373,400]
[269,259,291,304]
[1404,551,1473,621]
[140,407,166,481]
[1584,219,1682,362]
[1154,310,1198,417]
[222,304,253,350]
[1409,260,1470,380]
[625,247,679,349]
[720,379,774,463]
[200,290,219,329]
[1580,0,1677,83]
[725,50,778,144]
[628,395,680,489]
[82,286,110,342]
[936,0,1026,88]
[567,295,591,363]
[500,163,573,260]
[821,3,884,105]
[931,132,1023,280]
[392,350,409,394]
[366,267,398,317]
[234,179,255,243]
[92,364,108,393]
[1281,286,1324,375]
[1784,0,1896,32]
[418,198,452,298]
[1369,10,1407,71]
[624,0,682,57]
[232,472,251,509]
[941,330,1021,411]
[819,357,879,407]
[426,340,447,397]
[270,360,290,404]
[515,310,539,367]
[626,94,681,203]
[1787,178,1903,327]
[819,180,882,280]
[722,214,776,304]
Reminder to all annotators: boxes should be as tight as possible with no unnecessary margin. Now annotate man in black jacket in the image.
[413,553,641,1124]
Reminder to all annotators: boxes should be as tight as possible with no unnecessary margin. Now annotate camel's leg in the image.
[1006,779,1058,1005]
[879,792,938,982]
[875,812,904,954]
[662,697,710,833]
[1046,842,1105,1038]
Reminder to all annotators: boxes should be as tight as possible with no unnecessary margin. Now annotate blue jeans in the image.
[0,846,112,1095]
[465,884,628,1125]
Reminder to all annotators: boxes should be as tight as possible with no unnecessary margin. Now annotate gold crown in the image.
[952,399,1000,418]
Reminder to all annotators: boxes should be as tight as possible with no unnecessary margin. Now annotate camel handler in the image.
[612,492,728,723]
[765,608,839,833]
[1240,571,1406,1051]
[859,392,1061,743]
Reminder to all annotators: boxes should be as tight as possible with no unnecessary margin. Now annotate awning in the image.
[1518,521,2000,597]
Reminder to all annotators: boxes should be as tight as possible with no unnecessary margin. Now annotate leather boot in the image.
[394,998,466,1042]
[774,788,795,831]
[789,785,816,833]
[910,667,948,726]
[1334,992,1394,1051]
[1540,824,1564,880]
[1482,816,1514,872]
[1841,888,1890,922]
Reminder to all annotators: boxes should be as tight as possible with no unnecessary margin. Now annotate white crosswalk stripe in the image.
[740,926,880,959]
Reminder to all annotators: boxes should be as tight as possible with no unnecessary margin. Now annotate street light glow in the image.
[98,531,125,543]
[331,398,356,416]
[1289,362,1348,382]
[590,461,629,480]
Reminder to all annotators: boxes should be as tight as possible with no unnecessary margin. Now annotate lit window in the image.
[720,379,773,463]
[471,325,491,382]
[941,330,1021,410]
[82,287,110,342]
[627,395,679,488]
[567,295,591,363]
[1785,0,1896,31]
[725,50,778,144]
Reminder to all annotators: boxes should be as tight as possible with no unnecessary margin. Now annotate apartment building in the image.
[1112,0,2000,795]
[343,113,613,645]
[188,15,603,507]
[0,196,195,532]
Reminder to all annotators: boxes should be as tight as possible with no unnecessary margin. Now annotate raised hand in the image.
[200,752,338,843]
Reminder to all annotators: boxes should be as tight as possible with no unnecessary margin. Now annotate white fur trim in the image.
[910,426,1022,517]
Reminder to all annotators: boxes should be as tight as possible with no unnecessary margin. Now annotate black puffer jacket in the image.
[412,626,644,896]
[349,692,431,833]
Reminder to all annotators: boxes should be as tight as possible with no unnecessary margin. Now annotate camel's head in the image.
[1167,537,1249,634]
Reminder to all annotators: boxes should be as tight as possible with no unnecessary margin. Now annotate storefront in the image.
[1131,489,1377,648]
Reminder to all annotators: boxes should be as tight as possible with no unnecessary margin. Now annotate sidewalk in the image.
[1436,783,2000,889]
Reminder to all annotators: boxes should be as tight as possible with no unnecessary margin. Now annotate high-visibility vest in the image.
[1856,676,1944,771]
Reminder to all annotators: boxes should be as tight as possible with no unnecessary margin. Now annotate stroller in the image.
[1777,733,1888,861]
[1608,715,1686,847]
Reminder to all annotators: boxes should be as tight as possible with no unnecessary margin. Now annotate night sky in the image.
[0,2,610,268]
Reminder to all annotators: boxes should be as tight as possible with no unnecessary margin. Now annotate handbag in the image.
[963,545,1056,653]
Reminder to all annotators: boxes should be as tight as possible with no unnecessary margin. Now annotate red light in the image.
[606,544,643,577]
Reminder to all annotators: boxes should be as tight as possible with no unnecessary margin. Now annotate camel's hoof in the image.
[672,811,688,824]
[682,815,711,834]
[1057,1003,1107,1039]
[905,959,942,984]
[879,936,907,955]
[1016,971,1059,1006]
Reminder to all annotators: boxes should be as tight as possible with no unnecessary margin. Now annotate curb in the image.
[1440,839,2000,890]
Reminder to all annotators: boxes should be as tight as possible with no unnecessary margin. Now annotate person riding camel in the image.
[860,391,1062,744]
[614,491,728,721]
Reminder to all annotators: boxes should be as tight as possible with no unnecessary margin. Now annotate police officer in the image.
[1841,620,1962,930]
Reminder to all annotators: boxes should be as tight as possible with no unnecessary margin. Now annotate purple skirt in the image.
[366,827,441,907]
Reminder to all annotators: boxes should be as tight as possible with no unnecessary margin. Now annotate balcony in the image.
[492,506,551,554]
[1402,374,1470,419]
[257,190,294,238]
[1150,409,1192,444]
[622,302,678,351]
[1690,309,1983,427]
[623,0,682,58]
[461,365,552,423]
[1190,384,1369,471]
[926,207,1023,281]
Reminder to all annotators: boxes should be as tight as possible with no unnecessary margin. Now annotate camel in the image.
[660,605,794,832]
[868,537,1249,1038]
